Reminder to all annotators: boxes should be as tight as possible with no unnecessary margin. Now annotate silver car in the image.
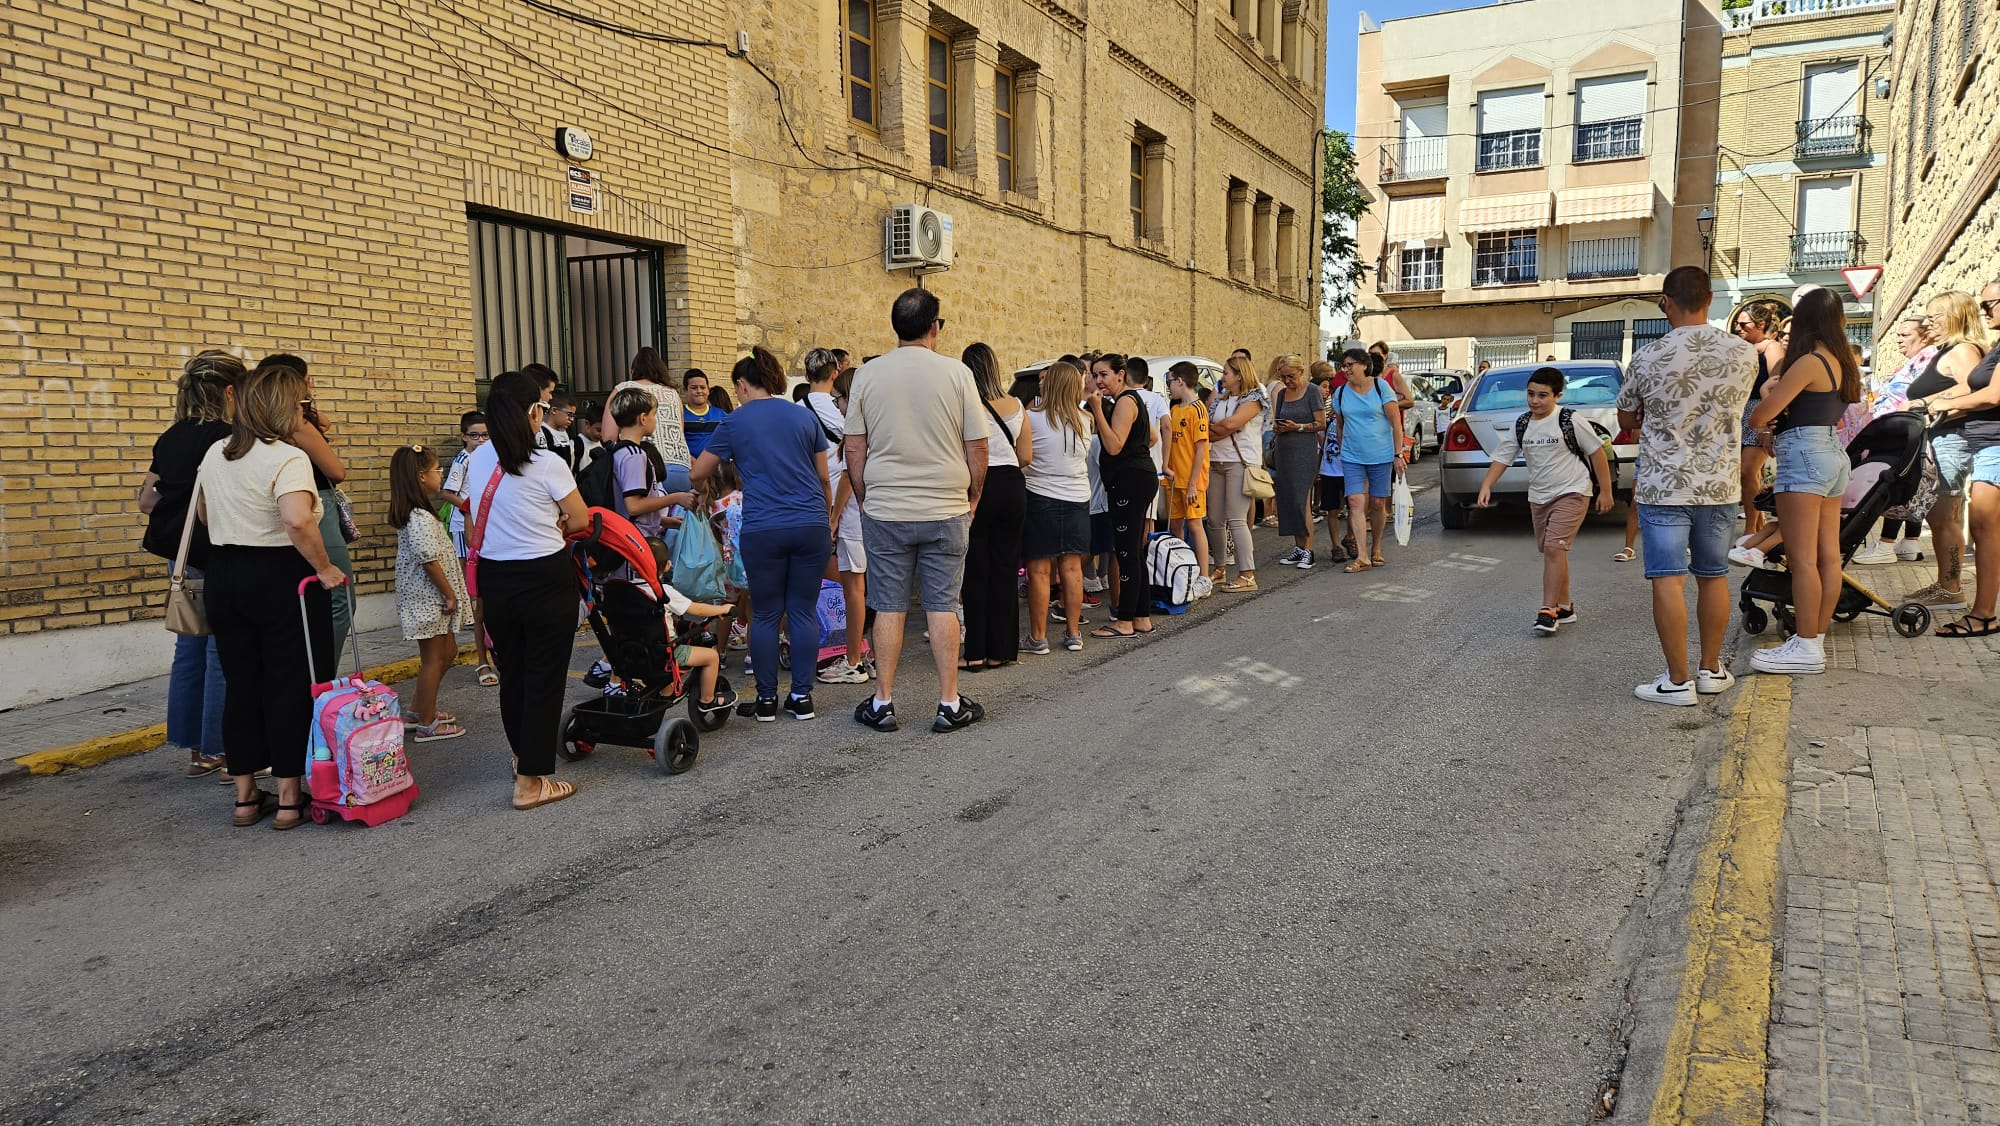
[1436,361,1636,529]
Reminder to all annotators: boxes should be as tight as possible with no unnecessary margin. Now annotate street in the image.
[0,464,1723,1124]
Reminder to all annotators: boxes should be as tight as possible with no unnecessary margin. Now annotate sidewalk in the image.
[1760,553,2000,1124]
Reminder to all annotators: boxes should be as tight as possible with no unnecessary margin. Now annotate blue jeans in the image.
[1638,502,1737,580]
[166,567,226,755]
[742,522,833,700]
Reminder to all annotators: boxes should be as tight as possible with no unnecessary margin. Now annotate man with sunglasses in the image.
[1618,266,1759,706]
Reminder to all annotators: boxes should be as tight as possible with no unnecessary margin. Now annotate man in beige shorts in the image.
[1475,367,1615,634]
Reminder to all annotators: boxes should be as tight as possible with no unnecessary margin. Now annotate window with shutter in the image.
[1477,86,1544,171]
[1573,74,1645,162]
[1798,62,1862,158]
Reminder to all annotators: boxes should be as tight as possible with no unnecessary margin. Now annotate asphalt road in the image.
[0,462,1729,1125]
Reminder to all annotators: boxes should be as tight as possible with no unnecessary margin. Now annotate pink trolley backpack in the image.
[299,578,418,826]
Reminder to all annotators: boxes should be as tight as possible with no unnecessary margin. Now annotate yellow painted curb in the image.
[10,646,473,777]
[1648,676,1793,1125]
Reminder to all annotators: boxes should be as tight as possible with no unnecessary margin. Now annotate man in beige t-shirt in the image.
[845,287,989,735]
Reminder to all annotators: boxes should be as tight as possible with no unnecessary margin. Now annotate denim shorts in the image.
[1773,426,1850,498]
[1341,459,1393,498]
[1971,445,2000,488]
[1638,502,1737,580]
[1934,430,1972,496]
[860,513,971,613]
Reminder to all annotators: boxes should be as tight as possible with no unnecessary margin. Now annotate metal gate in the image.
[568,250,662,395]
[467,215,665,399]
[1632,318,1671,355]
[1570,320,1625,361]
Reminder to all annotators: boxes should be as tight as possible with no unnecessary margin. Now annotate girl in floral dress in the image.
[389,444,470,742]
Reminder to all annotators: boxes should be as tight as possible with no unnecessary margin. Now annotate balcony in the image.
[1379,137,1448,184]
[1790,230,1864,271]
[1476,129,1543,172]
[1794,116,1870,160]
[1567,236,1640,280]
[1724,0,1894,32]
[1574,118,1643,163]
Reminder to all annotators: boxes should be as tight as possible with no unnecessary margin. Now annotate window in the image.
[1570,320,1625,361]
[1922,10,1939,157]
[1276,206,1298,291]
[1793,177,1858,269]
[1130,141,1146,240]
[846,0,876,126]
[1473,230,1538,286]
[1471,338,1538,371]
[1397,247,1444,292]
[927,30,953,168]
[1568,235,1640,279]
[1573,74,1645,162]
[1253,192,1275,284]
[1961,0,1980,77]
[1476,86,1544,171]
[995,66,1017,192]
[1394,102,1448,180]
[1226,178,1250,276]
[1632,317,1670,353]
[1798,61,1863,158]
[1232,0,1255,39]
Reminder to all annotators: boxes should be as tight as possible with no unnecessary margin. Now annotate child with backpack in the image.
[1475,367,1614,635]
[583,387,696,542]
[695,460,753,661]
[1163,362,1214,599]
[389,444,470,741]
[440,410,495,687]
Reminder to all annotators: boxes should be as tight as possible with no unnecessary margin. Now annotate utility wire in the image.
[1717,54,1888,162]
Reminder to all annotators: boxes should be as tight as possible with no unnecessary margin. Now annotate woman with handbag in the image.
[959,342,1033,670]
[195,362,345,830]
[1206,354,1270,593]
[140,350,242,778]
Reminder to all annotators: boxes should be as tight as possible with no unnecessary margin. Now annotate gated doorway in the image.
[467,214,667,398]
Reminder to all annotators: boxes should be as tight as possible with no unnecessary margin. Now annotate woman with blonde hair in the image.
[1902,289,1992,612]
[1206,354,1268,592]
[1734,301,1788,535]
[196,362,345,828]
[1021,360,1092,653]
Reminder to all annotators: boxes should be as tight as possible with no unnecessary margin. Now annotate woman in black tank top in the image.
[1087,355,1157,635]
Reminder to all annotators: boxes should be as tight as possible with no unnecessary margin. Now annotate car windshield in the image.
[1469,367,1621,412]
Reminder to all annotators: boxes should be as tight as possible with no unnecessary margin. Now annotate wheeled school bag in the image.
[300,579,418,827]
[778,579,856,670]
[1147,533,1199,614]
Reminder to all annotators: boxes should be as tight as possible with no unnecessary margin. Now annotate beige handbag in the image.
[1227,397,1276,500]
[163,476,209,636]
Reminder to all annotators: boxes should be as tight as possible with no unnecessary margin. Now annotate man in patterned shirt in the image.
[1616,266,1759,706]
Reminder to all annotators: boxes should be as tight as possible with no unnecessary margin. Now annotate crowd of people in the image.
[137,267,2000,820]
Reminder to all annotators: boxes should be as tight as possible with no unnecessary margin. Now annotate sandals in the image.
[476,663,499,687]
[1370,554,1386,568]
[958,660,987,672]
[1935,614,2000,638]
[271,798,311,831]
[412,719,467,743]
[1089,625,1153,639]
[1614,547,1637,562]
[233,790,279,828]
[406,710,457,725]
[512,775,576,811]
[1344,559,1373,574]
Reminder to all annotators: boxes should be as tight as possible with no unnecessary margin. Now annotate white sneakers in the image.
[1696,667,1736,695]
[1728,545,1767,569]
[1895,540,1924,561]
[1751,634,1826,675]
[1635,674,1698,707]
[817,657,872,684]
[1192,575,1215,600]
[1849,540,1898,566]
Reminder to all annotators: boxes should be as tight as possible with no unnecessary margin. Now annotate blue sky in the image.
[1324,0,1457,136]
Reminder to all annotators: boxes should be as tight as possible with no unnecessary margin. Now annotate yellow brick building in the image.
[0,0,1324,703]
[1874,0,1999,369]
[1707,0,1894,356]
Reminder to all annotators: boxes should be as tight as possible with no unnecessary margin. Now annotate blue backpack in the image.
[669,504,728,602]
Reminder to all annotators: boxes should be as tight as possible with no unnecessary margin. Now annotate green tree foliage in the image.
[1320,128,1370,321]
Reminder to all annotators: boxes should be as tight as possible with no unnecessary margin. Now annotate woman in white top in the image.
[466,369,591,811]
[195,362,345,830]
[1206,354,1268,592]
[960,342,1033,669]
[604,347,694,496]
[1021,360,1093,653]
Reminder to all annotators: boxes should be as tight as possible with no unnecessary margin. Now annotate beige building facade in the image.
[0,0,1324,702]
[1873,0,1999,372]
[1707,0,1894,359]
[1351,0,1723,375]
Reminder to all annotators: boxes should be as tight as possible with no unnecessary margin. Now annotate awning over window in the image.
[1384,194,1446,247]
[1555,183,1656,224]
[1457,191,1551,233]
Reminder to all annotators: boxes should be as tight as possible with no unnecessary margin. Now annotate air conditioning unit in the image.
[883,204,954,271]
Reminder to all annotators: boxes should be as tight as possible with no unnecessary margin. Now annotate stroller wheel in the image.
[1892,601,1932,639]
[1742,606,1769,636]
[654,717,700,776]
[558,709,592,762]
[1832,604,1862,623]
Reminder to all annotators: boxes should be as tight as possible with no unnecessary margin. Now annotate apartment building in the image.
[1351,0,1722,374]
[1708,0,1894,360]
[1874,0,1999,371]
[0,0,1325,702]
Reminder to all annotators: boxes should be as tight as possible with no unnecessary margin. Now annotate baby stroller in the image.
[1739,412,1934,639]
[559,509,732,776]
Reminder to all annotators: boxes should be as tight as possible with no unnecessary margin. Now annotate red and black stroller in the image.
[559,509,732,776]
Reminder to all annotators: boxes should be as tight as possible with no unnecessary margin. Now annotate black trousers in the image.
[478,550,578,777]
[1105,465,1158,621]
[205,545,333,780]
[962,466,1026,663]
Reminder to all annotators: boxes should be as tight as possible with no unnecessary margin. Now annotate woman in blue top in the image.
[691,347,832,721]
[1331,348,1404,572]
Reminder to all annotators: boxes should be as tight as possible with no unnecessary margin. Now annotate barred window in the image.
[1922,8,1939,157]
[1961,0,1981,79]
[1398,247,1443,291]
[1473,230,1538,286]
[1632,318,1670,353]
[1570,320,1624,361]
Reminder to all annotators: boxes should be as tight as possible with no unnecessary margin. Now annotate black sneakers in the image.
[1534,608,1559,634]
[753,696,779,722]
[854,697,898,731]
[783,692,815,721]
[1554,604,1578,626]
[932,696,984,733]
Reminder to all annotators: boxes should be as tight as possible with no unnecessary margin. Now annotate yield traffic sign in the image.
[1842,265,1883,301]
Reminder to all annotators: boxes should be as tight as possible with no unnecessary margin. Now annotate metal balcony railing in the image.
[1794,116,1870,159]
[1378,253,1445,293]
[1574,118,1643,162]
[1724,0,1894,32]
[1379,137,1448,183]
[1476,129,1543,172]
[1790,230,1864,271]
[1567,236,1641,280]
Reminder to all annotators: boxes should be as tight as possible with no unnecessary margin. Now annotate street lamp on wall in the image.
[1697,206,1716,252]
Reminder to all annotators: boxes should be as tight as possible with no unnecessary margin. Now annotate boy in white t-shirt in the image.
[1475,367,1613,635]
[440,410,494,684]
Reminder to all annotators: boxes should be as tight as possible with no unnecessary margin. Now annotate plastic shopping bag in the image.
[1392,474,1414,546]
